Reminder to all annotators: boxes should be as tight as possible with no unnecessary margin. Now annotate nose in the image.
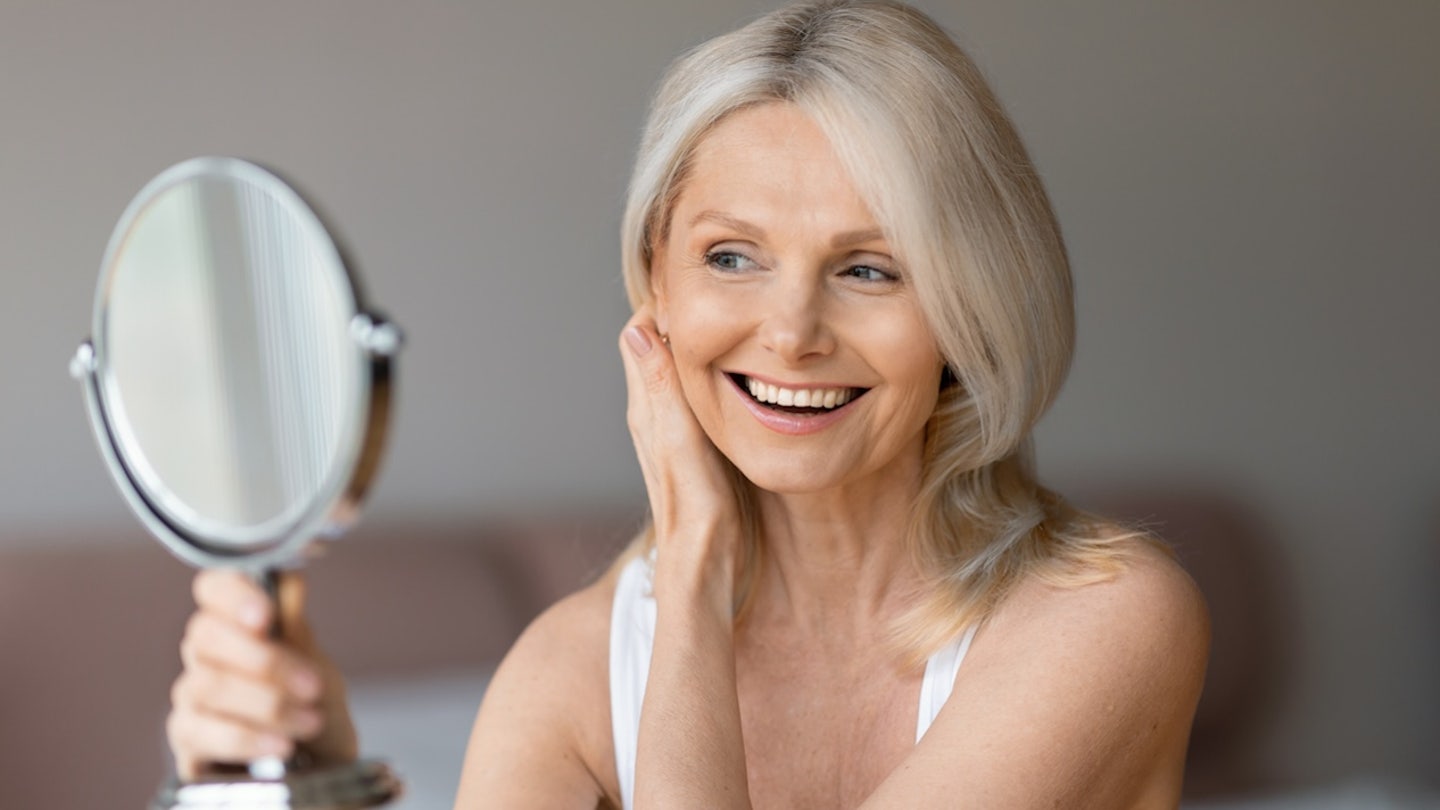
[758,274,834,364]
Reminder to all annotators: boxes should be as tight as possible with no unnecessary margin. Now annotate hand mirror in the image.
[71,157,403,809]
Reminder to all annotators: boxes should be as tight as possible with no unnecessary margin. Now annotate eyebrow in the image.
[830,227,886,250]
[690,210,765,240]
[689,210,887,250]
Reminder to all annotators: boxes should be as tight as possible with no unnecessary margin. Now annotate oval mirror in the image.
[71,156,403,807]
[73,157,399,571]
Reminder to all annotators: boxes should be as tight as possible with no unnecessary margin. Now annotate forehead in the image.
[694,102,830,165]
[673,102,879,235]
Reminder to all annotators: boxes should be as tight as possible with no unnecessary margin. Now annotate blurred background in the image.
[1,1,1436,808]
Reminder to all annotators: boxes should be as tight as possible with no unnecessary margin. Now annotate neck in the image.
[746,450,925,642]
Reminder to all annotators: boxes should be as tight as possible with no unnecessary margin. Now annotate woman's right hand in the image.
[166,569,358,780]
[619,309,744,607]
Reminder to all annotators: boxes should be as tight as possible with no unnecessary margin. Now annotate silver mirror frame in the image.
[71,156,401,572]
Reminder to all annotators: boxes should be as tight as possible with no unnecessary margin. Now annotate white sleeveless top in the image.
[608,555,978,809]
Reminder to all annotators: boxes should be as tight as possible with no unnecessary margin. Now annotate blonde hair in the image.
[619,0,1149,662]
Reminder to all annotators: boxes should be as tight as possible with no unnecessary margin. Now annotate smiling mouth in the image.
[728,373,868,414]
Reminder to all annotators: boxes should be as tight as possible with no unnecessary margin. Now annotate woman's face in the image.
[651,102,944,497]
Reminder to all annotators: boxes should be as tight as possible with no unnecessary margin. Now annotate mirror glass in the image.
[101,169,363,551]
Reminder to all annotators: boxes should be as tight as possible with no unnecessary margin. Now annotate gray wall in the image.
[2,0,1436,793]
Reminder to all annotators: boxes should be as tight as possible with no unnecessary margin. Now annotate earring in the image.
[660,333,671,346]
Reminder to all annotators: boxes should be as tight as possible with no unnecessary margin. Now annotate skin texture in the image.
[170,102,1210,808]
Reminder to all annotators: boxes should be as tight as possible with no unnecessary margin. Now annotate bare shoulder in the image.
[866,538,1209,808]
[969,536,1211,740]
[492,563,618,684]
[988,536,1210,677]
[453,562,622,809]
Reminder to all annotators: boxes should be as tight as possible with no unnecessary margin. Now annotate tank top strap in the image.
[915,623,980,742]
[609,555,655,810]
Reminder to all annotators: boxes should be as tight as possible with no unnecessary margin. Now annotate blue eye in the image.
[705,250,756,273]
[844,264,896,283]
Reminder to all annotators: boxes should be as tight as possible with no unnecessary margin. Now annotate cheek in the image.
[887,362,942,423]
[666,294,742,408]
[863,315,945,420]
[667,281,748,362]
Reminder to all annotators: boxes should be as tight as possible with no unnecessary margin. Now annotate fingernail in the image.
[290,669,321,699]
[239,601,268,630]
[624,326,652,356]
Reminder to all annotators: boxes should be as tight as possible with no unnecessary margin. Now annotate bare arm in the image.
[634,519,751,810]
[619,314,753,810]
[453,580,618,810]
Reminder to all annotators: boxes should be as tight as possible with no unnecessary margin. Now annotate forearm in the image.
[634,524,751,810]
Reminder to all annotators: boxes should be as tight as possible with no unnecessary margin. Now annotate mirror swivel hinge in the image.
[349,313,403,357]
[70,340,96,380]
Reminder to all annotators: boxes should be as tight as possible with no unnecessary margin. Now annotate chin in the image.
[726,453,852,496]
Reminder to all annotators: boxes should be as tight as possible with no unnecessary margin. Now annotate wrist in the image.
[652,515,740,619]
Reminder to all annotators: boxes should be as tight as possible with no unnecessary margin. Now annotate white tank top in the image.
[608,555,978,809]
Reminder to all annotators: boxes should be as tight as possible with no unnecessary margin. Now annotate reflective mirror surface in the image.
[89,158,373,561]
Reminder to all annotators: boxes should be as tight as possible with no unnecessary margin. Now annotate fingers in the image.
[171,570,331,777]
[621,314,673,397]
[189,569,319,678]
[168,639,323,779]
[619,312,690,432]
[193,568,271,633]
[621,319,656,358]
[620,318,680,492]
[180,612,322,699]
[167,704,294,778]
[171,665,323,740]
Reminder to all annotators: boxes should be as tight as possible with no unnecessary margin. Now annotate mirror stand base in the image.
[151,759,402,809]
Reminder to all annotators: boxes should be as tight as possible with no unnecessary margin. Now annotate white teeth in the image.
[740,376,856,409]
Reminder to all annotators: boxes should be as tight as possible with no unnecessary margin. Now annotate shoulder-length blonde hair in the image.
[619,0,1147,661]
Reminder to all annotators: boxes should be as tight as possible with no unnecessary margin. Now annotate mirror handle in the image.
[247,569,309,781]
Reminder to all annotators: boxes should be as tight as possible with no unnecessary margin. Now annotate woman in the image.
[168,1,1210,807]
